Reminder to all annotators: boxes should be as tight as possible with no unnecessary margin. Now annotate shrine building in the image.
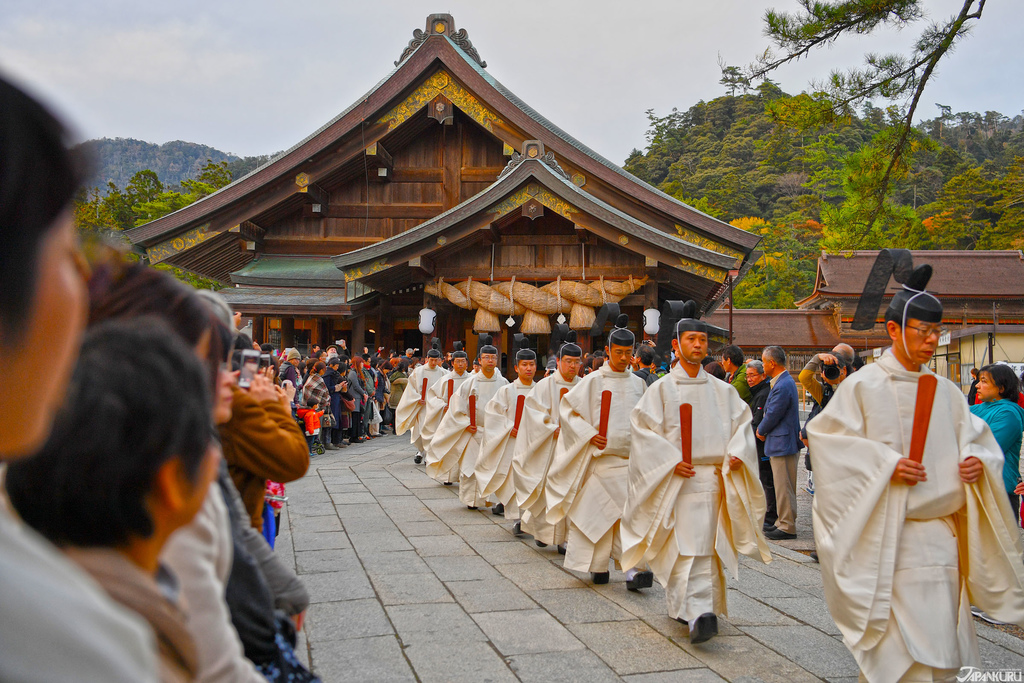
[127,14,760,358]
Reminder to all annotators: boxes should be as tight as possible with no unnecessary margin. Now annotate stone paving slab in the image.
[282,434,1024,682]
[507,649,621,682]
[472,609,586,655]
[447,577,539,614]
[567,619,703,675]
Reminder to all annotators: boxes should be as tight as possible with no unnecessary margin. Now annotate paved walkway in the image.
[274,434,1024,682]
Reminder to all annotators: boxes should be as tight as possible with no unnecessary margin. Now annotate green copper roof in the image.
[231,256,348,286]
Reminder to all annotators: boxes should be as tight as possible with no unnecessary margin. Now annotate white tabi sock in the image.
[625,568,639,581]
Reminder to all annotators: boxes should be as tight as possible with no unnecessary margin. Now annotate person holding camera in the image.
[798,344,855,411]
[798,344,855,498]
[797,346,853,560]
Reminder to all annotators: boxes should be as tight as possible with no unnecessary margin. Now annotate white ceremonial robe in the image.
[395,364,447,453]
[807,350,1024,683]
[621,365,771,624]
[544,364,646,573]
[427,370,508,507]
[422,370,472,482]
[474,378,536,519]
[513,372,579,546]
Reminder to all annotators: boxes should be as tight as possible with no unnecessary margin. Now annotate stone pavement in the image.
[273,434,1024,682]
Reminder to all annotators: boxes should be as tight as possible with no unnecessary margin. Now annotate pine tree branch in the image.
[854,0,985,246]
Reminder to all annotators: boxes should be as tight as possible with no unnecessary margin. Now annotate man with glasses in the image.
[807,253,1024,681]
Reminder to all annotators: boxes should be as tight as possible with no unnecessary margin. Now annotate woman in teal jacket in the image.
[970,363,1024,522]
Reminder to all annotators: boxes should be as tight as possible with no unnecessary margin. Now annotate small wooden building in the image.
[127,15,758,357]
[797,249,1024,387]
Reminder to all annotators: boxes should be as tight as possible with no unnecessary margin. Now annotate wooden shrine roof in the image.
[218,287,377,316]
[126,14,758,279]
[231,256,348,287]
[798,250,1024,308]
[332,153,739,295]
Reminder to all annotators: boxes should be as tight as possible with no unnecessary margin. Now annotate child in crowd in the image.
[296,397,324,453]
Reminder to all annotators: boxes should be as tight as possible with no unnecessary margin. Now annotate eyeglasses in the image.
[906,324,948,339]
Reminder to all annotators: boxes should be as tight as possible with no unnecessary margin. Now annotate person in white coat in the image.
[396,340,447,463]
[621,302,770,644]
[544,314,652,591]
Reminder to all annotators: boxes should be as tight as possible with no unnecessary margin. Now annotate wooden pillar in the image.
[352,314,366,357]
[378,297,394,355]
[577,333,593,355]
[281,317,295,350]
[253,315,265,346]
[441,121,463,211]
[439,302,462,353]
[317,317,331,347]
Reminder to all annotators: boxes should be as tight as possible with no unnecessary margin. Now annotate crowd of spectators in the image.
[5,74,1024,681]
[0,77,318,683]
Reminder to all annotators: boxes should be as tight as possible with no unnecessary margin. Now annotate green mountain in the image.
[76,138,243,192]
[624,84,1024,307]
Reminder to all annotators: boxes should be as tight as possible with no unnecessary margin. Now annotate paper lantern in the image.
[418,308,437,335]
[643,308,660,336]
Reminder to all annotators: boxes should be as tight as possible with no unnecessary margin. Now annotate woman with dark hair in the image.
[704,361,728,381]
[6,320,219,683]
[323,356,348,448]
[972,363,1024,522]
[0,76,157,681]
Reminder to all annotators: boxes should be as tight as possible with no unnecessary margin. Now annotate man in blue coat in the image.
[756,346,802,540]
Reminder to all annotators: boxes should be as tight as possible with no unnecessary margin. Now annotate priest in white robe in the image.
[427,337,507,509]
[621,303,771,644]
[544,313,652,591]
[475,339,537,529]
[422,344,472,485]
[396,341,446,463]
[807,252,1024,682]
[513,332,582,551]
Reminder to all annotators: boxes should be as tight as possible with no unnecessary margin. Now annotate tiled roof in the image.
[231,256,348,287]
[705,309,843,350]
[806,250,1024,300]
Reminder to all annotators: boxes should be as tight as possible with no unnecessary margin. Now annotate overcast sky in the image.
[2,0,1020,165]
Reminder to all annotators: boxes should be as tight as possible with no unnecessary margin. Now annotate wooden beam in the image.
[296,181,330,206]
[460,167,504,182]
[365,142,394,181]
[228,220,266,243]
[263,236,383,256]
[645,256,659,278]
[434,266,643,280]
[304,203,443,219]
[391,168,443,183]
[146,223,219,264]
[501,234,578,246]
[408,256,434,278]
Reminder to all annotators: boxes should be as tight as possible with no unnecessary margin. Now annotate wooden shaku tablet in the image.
[908,374,937,464]
[680,403,692,465]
